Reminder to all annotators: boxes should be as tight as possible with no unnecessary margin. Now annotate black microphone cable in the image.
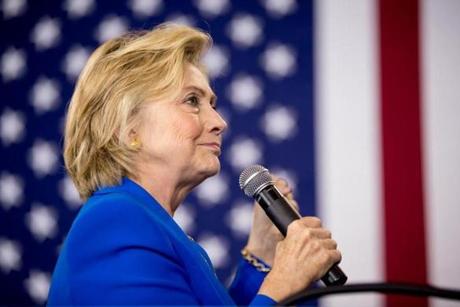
[280,282,460,305]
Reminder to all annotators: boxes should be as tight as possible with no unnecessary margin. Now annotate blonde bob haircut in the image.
[64,23,211,200]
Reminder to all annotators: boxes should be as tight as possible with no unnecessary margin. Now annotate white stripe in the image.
[314,0,384,306]
[421,1,460,306]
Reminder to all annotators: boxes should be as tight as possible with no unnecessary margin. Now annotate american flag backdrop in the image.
[0,0,459,306]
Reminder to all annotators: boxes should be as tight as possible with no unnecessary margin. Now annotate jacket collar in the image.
[93,177,172,220]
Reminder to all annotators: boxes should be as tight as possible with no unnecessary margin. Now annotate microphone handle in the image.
[255,185,348,286]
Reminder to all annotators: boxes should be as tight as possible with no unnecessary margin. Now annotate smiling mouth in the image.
[199,143,221,154]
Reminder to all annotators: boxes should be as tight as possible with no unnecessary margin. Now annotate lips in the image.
[199,142,221,154]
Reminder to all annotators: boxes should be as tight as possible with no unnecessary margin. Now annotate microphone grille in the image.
[239,165,272,197]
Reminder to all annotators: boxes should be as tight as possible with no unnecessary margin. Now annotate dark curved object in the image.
[281,282,460,305]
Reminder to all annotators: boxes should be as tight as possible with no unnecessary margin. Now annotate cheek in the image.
[139,109,204,161]
[170,114,203,143]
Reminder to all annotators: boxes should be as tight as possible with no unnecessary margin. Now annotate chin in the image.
[187,154,221,184]
[198,160,221,179]
[206,161,221,176]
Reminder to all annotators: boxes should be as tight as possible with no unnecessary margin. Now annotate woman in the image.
[47,23,341,305]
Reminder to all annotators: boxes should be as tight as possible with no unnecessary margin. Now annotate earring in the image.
[130,139,140,148]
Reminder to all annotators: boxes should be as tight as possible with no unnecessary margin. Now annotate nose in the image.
[205,106,228,135]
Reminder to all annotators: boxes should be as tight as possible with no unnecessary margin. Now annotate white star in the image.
[62,45,91,80]
[27,140,59,177]
[227,74,263,111]
[227,14,263,48]
[227,137,263,171]
[128,0,163,18]
[0,108,25,145]
[262,0,297,18]
[25,204,58,242]
[0,172,24,209]
[194,0,230,18]
[58,176,82,208]
[1,0,27,19]
[63,0,95,19]
[261,105,297,142]
[30,77,60,114]
[95,15,129,43]
[203,45,229,79]
[1,47,26,81]
[24,270,51,304]
[260,43,296,79]
[173,203,196,234]
[31,17,61,50]
[0,238,22,273]
[226,201,253,237]
[198,234,229,268]
[194,173,229,206]
[165,14,195,26]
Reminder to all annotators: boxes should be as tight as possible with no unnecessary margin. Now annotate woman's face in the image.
[135,64,227,184]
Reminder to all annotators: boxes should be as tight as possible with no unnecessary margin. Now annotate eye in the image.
[185,95,200,107]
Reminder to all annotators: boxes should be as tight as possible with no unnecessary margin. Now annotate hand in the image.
[245,176,299,266]
[258,217,342,302]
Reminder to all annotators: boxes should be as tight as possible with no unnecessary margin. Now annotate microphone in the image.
[239,164,348,286]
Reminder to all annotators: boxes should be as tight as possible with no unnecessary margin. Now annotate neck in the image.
[130,163,198,216]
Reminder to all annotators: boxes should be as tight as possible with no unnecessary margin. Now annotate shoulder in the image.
[65,192,175,258]
[50,192,197,305]
[77,192,155,231]
[78,192,152,225]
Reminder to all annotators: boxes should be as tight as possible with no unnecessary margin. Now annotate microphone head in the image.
[239,165,273,197]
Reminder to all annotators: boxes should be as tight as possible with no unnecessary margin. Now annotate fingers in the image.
[331,249,342,264]
[273,176,292,195]
[312,228,332,239]
[269,218,342,291]
[323,249,342,268]
[272,176,300,214]
[298,216,322,228]
[286,219,338,250]
[322,238,338,250]
[287,219,333,240]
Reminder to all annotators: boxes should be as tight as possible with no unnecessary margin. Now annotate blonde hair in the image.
[64,23,211,200]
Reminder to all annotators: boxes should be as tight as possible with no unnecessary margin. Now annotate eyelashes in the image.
[185,95,200,107]
[184,93,217,110]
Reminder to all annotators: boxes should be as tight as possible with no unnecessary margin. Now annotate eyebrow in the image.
[185,85,217,106]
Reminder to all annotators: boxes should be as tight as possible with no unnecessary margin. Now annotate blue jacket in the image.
[48,177,276,305]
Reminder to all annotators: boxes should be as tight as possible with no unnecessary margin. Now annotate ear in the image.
[128,129,137,140]
[128,129,141,148]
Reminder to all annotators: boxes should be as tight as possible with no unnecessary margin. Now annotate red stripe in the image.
[378,1,428,307]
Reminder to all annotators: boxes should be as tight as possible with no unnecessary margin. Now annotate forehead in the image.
[183,64,213,94]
